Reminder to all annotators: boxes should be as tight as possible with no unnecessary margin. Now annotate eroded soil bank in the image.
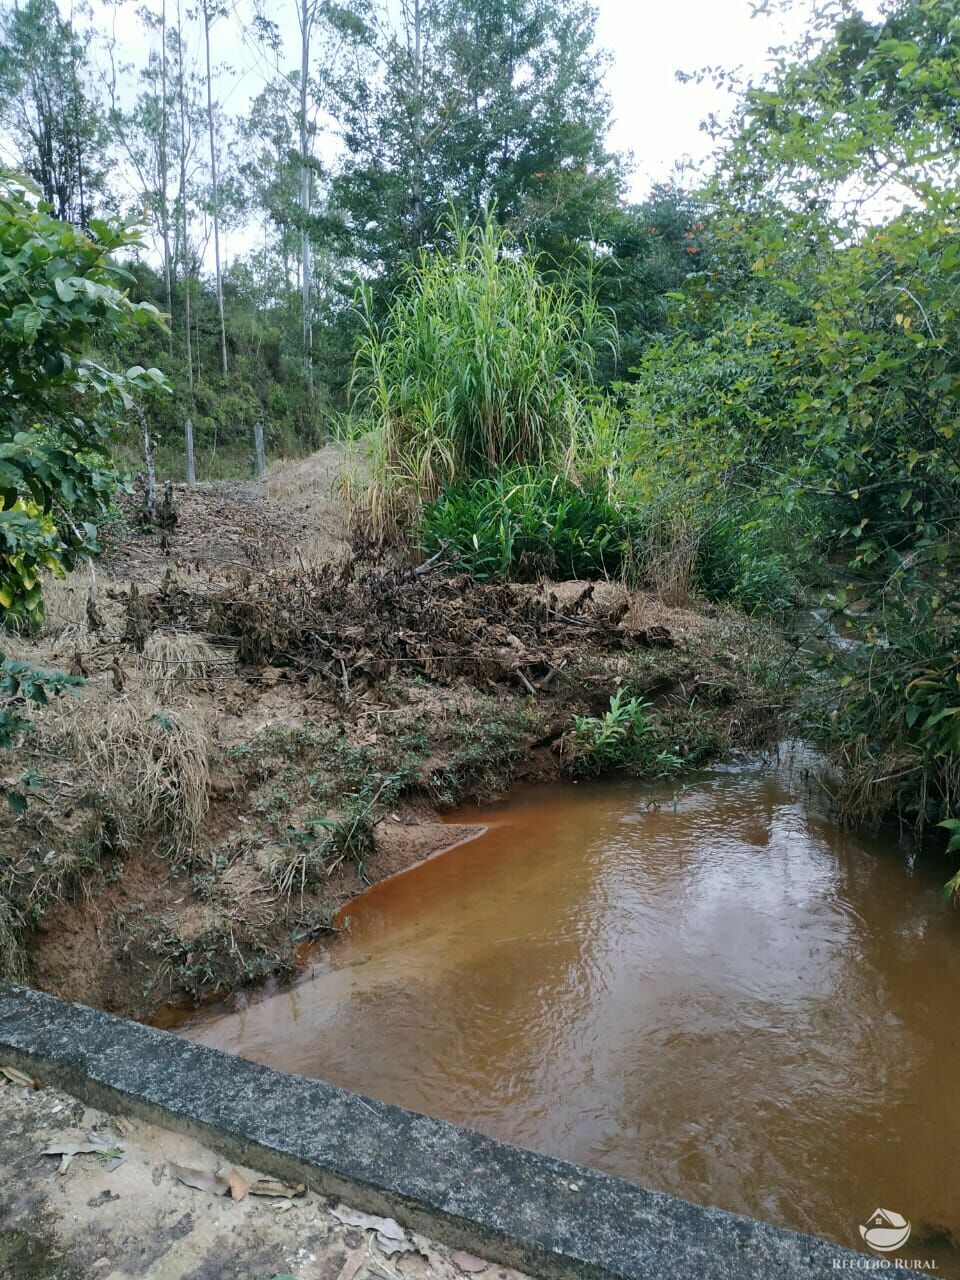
[0,448,782,1021]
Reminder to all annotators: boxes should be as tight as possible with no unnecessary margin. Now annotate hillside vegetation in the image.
[1,0,960,1008]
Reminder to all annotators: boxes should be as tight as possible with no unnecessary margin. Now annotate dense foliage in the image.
[0,177,166,771]
[349,214,613,535]
[625,0,960,838]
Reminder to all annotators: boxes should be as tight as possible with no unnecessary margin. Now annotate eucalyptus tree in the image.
[200,0,229,374]
[0,0,108,226]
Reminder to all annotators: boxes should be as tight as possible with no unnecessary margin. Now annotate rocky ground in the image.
[0,447,783,1021]
[0,1067,533,1280]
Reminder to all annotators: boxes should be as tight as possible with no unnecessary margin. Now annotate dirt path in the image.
[102,447,351,584]
[0,1071,531,1280]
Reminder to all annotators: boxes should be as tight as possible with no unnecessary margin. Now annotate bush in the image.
[694,505,798,614]
[419,468,637,581]
[350,212,614,537]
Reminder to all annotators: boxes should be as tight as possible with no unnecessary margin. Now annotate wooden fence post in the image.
[253,421,266,478]
[185,418,196,485]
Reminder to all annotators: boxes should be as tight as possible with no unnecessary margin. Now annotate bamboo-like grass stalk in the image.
[349,211,615,539]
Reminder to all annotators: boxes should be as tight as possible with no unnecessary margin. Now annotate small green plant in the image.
[570,690,683,779]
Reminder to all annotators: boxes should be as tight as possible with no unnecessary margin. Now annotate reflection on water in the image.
[166,752,960,1264]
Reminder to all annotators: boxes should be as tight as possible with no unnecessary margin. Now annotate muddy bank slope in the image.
[0,448,783,1020]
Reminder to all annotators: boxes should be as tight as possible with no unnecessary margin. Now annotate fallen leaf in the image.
[376,1232,415,1256]
[331,1206,405,1240]
[44,1131,122,1175]
[248,1178,306,1199]
[2,1065,39,1089]
[451,1252,490,1273]
[103,1156,126,1174]
[40,1140,109,1176]
[168,1162,229,1196]
[228,1169,249,1202]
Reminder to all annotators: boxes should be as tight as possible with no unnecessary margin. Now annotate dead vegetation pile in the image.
[140,551,679,701]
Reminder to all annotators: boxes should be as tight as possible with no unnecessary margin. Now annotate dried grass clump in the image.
[642,512,698,608]
[139,631,220,700]
[0,897,26,982]
[40,571,109,639]
[828,734,960,835]
[51,691,211,857]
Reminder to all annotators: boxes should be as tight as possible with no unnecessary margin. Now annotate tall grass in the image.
[349,213,614,538]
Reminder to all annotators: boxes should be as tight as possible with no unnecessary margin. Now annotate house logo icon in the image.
[860,1208,911,1253]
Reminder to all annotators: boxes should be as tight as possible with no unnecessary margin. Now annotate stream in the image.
[164,750,960,1265]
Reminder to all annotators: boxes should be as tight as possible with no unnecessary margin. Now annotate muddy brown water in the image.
[165,754,960,1267]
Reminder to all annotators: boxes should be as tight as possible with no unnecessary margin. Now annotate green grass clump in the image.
[569,690,683,779]
[693,504,798,614]
[420,467,637,581]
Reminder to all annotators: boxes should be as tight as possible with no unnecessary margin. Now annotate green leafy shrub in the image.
[569,690,683,779]
[0,177,166,764]
[420,468,638,581]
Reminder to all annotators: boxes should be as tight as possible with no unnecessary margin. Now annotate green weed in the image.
[569,690,683,779]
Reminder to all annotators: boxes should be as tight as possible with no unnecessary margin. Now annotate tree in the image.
[200,0,229,374]
[174,0,200,389]
[104,0,179,351]
[323,0,618,281]
[0,0,108,227]
[0,176,167,765]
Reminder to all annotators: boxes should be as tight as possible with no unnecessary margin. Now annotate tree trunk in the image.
[410,0,425,248]
[185,417,196,484]
[159,0,174,354]
[203,0,229,376]
[139,407,157,515]
[299,0,313,387]
[253,421,266,477]
[176,0,193,391]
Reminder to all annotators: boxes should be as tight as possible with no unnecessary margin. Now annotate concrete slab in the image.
[0,983,922,1280]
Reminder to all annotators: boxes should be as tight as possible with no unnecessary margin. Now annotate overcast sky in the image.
[597,0,800,195]
[84,0,881,262]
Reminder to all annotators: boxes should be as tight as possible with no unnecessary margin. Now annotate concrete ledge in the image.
[0,982,918,1280]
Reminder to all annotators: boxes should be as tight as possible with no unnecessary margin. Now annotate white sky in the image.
[596,0,800,195]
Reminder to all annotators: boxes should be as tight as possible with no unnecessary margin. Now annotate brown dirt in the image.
[0,1071,534,1280]
[0,447,784,1022]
